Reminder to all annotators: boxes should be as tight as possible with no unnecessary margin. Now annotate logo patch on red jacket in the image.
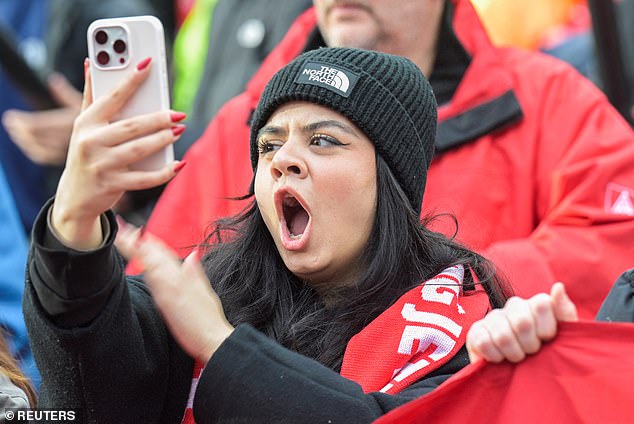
[605,183,634,216]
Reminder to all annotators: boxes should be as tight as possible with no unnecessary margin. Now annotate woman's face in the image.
[255,102,377,289]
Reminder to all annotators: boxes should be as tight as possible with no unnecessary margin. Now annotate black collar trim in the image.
[435,90,524,154]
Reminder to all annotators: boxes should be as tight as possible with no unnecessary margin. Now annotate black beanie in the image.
[250,47,437,214]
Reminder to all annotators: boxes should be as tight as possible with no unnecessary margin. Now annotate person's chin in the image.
[284,256,325,282]
[327,26,377,50]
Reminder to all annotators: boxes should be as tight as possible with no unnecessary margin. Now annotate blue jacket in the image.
[0,164,38,386]
[0,0,51,233]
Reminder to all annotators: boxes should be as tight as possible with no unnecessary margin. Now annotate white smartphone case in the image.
[87,16,173,171]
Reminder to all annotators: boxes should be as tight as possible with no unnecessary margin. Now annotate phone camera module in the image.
[95,30,108,45]
[97,51,110,65]
[113,39,127,54]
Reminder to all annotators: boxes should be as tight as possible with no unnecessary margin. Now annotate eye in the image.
[310,133,345,147]
[257,139,283,155]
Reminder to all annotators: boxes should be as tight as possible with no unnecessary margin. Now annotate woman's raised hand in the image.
[51,58,185,250]
[115,218,234,364]
[466,283,579,364]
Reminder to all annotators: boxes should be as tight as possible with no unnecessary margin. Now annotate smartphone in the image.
[87,16,173,171]
[0,25,60,110]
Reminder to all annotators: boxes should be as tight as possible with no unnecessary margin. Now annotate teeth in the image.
[290,233,303,240]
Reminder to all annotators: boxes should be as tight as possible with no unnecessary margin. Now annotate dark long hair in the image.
[202,156,511,371]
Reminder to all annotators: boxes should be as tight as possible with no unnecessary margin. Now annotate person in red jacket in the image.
[143,0,634,319]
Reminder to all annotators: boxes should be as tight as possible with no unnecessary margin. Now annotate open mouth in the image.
[282,195,309,239]
[275,188,312,250]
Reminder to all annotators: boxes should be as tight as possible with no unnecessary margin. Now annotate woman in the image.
[25,48,511,423]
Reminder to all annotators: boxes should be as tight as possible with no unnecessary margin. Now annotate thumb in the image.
[48,73,83,108]
[551,282,578,322]
[182,248,208,282]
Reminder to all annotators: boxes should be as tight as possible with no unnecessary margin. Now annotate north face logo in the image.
[605,183,634,216]
[295,61,360,98]
[302,66,350,92]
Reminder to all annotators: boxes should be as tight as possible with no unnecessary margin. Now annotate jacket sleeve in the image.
[596,269,634,322]
[484,63,634,319]
[23,200,193,424]
[193,324,466,423]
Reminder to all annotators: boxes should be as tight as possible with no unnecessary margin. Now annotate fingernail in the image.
[136,57,152,71]
[170,111,187,122]
[173,160,187,173]
[84,58,89,76]
[115,214,127,229]
[172,124,186,136]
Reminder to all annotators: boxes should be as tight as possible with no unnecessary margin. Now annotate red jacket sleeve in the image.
[485,65,634,319]
[138,95,254,260]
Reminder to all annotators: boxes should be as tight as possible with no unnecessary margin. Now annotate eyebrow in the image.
[304,120,359,136]
[257,119,360,140]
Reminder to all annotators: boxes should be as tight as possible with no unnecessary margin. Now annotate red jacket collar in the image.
[245,8,317,101]
[245,1,519,131]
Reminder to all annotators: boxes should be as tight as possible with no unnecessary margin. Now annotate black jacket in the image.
[596,268,634,322]
[24,201,470,423]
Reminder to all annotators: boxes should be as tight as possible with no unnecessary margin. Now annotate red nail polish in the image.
[115,214,127,229]
[170,111,187,122]
[174,160,187,173]
[172,125,186,136]
[136,57,152,71]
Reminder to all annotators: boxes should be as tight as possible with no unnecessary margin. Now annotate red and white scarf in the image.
[182,265,490,422]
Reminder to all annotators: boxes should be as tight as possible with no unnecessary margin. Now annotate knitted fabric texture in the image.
[249,47,437,213]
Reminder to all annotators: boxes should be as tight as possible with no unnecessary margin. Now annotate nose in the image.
[270,141,308,180]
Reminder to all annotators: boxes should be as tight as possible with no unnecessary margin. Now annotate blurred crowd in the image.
[0,0,633,420]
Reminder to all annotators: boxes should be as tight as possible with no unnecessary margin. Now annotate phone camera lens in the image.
[113,39,127,53]
[97,51,110,65]
[95,30,108,45]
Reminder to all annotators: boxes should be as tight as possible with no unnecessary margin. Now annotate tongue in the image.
[290,209,309,236]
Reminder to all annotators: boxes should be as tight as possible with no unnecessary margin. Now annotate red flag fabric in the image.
[374,321,634,424]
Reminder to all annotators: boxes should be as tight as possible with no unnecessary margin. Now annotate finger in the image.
[182,249,202,273]
[481,309,526,363]
[86,57,152,121]
[135,234,183,296]
[81,58,93,112]
[108,161,181,192]
[1,109,27,134]
[4,108,75,135]
[1,110,30,141]
[98,127,180,168]
[48,73,83,108]
[551,283,578,322]
[528,293,558,341]
[114,217,142,260]
[503,297,541,355]
[91,110,183,147]
[466,320,505,363]
[181,248,217,292]
[2,111,40,156]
